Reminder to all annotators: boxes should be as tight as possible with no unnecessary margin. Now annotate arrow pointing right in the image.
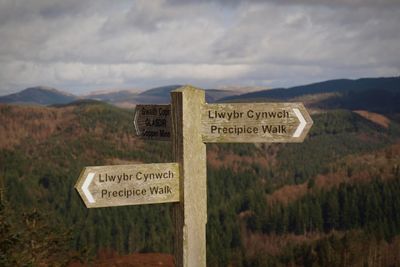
[292,108,307,138]
[82,172,95,203]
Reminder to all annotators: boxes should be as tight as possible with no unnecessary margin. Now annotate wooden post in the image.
[171,86,207,267]
[0,176,4,204]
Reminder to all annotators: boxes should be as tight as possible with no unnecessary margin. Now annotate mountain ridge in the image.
[0,85,240,106]
[221,76,400,102]
[0,86,77,105]
[1,76,399,107]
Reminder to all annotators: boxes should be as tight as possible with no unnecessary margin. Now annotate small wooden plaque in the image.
[134,104,171,141]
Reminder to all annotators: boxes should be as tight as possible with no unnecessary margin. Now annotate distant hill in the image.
[83,85,182,105]
[205,89,239,102]
[0,85,237,107]
[316,87,400,114]
[134,85,238,104]
[222,77,400,101]
[134,85,182,104]
[3,77,399,110]
[221,76,400,114]
[0,86,77,105]
[89,85,239,105]
[85,90,139,108]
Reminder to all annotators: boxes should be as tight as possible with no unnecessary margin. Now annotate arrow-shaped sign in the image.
[75,163,180,208]
[201,102,313,143]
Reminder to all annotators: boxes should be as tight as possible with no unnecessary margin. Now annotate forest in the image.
[0,101,400,266]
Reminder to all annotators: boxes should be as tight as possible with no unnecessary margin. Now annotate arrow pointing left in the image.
[82,172,95,203]
[75,163,180,208]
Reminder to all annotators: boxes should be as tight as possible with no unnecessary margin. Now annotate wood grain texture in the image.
[134,104,171,141]
[75,163,179,208]
[172,86,207,267]
[202,102,313,143]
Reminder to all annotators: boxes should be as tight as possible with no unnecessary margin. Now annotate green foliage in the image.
[1,102,399,266]
[274,110,390,185]
[246,177,400,241]
[0,203,19,266]
[0,202,82,266]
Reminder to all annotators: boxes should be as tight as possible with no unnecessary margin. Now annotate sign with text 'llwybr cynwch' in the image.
[202,102,313,143]
[75,163,179,208]
[134,104,171,141]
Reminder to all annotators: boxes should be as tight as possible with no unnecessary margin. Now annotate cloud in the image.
[0,0,399,95]
[170,0,400,8]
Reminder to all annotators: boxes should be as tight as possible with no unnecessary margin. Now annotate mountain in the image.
[81,85,238,107]
[0,85,238,108]
[204,89,239,102]
[222,77,400,101]
[319,87,400,114]
[217,85,268,94]
[0,86,77,105]
[221,77,400,113]
[3,77,399,108]
[134,85,182,104]
[82,85,182,106]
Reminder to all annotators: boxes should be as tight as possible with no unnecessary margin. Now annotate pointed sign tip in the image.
[82,172,95,204]
[292,108,307,138]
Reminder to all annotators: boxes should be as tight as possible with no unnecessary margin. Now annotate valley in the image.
[1,77,400,266]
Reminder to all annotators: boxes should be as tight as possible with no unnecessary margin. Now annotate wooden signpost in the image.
[75,85,313,267]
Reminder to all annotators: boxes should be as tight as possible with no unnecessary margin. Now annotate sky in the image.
[0,0,399,95]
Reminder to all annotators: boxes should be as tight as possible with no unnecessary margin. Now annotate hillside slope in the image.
[1,100,400,266]
[223,77,400,101]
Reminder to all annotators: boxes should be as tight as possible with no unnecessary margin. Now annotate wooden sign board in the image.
[202,102,313,143]
[134,105,171,141]
[75,163,179,208]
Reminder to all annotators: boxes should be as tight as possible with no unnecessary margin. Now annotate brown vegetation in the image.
[293,92,338,106]
[207,145,276,173]
[0,104,76,149]
[105,158,145,165]
[243,231,331,258]
[354,110,390,128]
[69,250,174,267]
[0,103,142,153]
[267,142,400,206]
[244,230,400,267]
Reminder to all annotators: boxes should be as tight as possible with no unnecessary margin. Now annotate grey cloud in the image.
[272,0,400,8]
[0,0,90,24]
[167,0,400,8]
[101,1,169,33]
[0,0,399,95]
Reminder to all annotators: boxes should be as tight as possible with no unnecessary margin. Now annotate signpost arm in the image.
[171,86,207,267]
